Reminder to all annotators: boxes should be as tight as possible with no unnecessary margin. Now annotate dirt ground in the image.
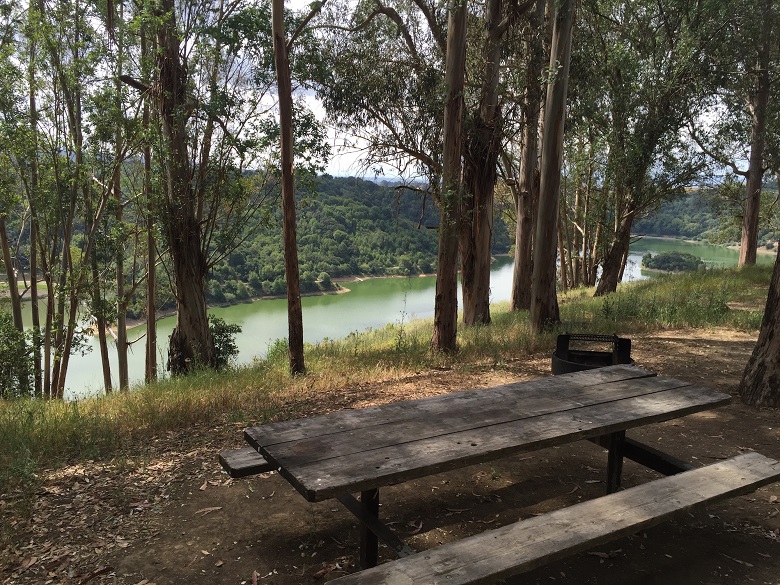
[2,328,779,585]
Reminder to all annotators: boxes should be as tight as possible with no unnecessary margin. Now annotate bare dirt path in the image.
[2,328,779,585]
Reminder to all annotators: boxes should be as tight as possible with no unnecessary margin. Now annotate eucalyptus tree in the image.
[740,249,780,407]
[506,0,545,313]
[314,0,459,348]
[134,0,291,374]
[573,0,724,297]
[18,0,118,397]
[272,0,305,374]
[433,0,467,351]
[687,0,778,267]
[0,3,25,332]
[460,0,538,325]
[529,0,575,331]
[314,0,544,343]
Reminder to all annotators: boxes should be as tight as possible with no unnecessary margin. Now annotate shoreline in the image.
[635,234,778,257]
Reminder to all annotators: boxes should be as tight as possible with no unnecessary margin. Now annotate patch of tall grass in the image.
[562,266,769,332]
[0,265,771,495]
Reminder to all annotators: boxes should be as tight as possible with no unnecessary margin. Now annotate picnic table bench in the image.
[220,365,780,584]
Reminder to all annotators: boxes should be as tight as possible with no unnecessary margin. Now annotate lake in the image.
[53,237,773,398]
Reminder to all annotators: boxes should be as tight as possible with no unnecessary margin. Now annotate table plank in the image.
[247,365,654,447]
[280,384,730,501]
[246,375,689,470]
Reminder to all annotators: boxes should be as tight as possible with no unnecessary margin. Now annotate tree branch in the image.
[410,0,445,55]
[287,0,328,51]
[688,122,747,177]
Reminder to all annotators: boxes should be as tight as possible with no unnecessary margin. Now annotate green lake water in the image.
[28,237,773,398]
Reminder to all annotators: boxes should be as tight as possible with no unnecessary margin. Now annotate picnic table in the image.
[228,365,780,584]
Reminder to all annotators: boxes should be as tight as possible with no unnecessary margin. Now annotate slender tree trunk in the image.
[461,0,504,326]
[617,240,630,283]
[144,122,157,383]
[84,192,112,394]
[557,212,567,293]
[588,221,601,286]
[30,216,42,396]
[156,0,214,374]
[28,26,42,397]
[572,183,582,288]
[140,21,157,384]
[595,208,635,296]
[0,217,23,330]
[530,0,575,333]
[738,0,772,268]
[510,0,545,312]
[90,251,113,393]
[115,17,129,390]
[739,247,780,407]
[272,0,306,374]
[115,167,129,389]
[432,0,467,352]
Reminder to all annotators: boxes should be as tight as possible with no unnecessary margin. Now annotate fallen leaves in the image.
[312,563,339,578]
[587,549,622,562]
[19,556,38,571]
[194,506,223,516]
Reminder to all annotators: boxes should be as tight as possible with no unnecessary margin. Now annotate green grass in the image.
[0,265,772,497]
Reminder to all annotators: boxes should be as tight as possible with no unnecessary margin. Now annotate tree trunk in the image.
[156,0,214,374]
[115,24,129,390]
[510,0,545,312]
[90,251,113,393]
[594,208,635,296]
[530,0,575,333]
[461,0,504,326]
[140,21,157,384]
[587,220,601,287]
[28,25,42,397]
[738,0,772,268]
[144,127,157,384]
[0,217,23,330]
[84,191,112,394]
[739,249,780,407]
[432,0,467,352]
[557,212,567,293]
[272,0,306,375]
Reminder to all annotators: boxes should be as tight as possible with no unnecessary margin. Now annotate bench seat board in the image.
[249,382,730,501]
[329,453,780,585]
[218,447,274,478]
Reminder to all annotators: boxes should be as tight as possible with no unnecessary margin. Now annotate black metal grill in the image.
[552,333,633,375]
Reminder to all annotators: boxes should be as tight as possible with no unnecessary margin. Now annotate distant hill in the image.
[633,192,724,241]
[205,175,512,304]
[634,189,780,247]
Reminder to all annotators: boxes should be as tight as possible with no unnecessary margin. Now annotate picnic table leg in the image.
[360,489,380,569]
[606,431,626,494]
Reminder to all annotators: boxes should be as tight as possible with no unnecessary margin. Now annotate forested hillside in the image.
[634,189,780,247]
[204,175,512,304]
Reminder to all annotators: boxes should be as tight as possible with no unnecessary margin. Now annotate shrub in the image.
[0,313,33,398]
[209,315,242,370]
[235,281,250,300]
[642,251,705,272]
[318,272,333,289]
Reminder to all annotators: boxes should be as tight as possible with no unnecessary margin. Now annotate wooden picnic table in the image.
[243,364,737,572]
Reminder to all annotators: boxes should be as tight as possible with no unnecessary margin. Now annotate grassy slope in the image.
[0,266,771,495]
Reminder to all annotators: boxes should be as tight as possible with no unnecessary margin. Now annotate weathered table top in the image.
[244,365,731,502]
